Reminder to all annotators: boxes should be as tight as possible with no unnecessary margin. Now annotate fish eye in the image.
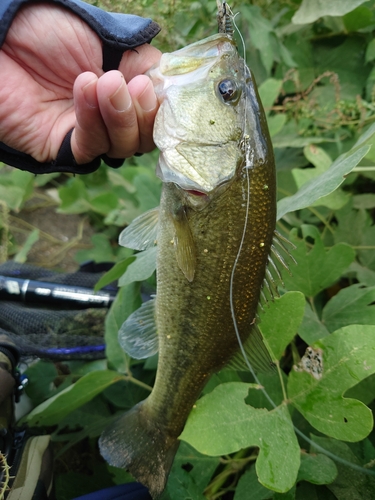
[217,79,239,103]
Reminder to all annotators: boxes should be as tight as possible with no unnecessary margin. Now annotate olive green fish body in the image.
[100,33,276,499]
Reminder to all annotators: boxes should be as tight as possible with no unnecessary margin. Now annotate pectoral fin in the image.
[118,298,158,359]
[172,206,196,282]
[119,207,159,250]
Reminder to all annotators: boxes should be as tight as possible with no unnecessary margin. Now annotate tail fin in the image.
[99,401,179,499]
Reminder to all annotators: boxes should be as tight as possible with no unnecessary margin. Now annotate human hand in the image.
[0,4,161,166]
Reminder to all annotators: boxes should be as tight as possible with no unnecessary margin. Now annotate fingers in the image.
[71,72,110,164]
[71,69,159,164]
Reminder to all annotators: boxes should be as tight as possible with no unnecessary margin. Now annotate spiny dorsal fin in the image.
[261,230,297,307]
[118,298,158,359]
[119,207,159,251]
[227,325,275,373]
[172,206,197,282]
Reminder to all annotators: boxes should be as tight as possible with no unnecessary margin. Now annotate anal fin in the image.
[118,298,158,359]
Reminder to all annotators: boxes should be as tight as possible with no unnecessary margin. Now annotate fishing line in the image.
[226,3,375,479]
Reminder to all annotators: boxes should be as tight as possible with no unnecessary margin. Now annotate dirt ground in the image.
[9,191,94,272]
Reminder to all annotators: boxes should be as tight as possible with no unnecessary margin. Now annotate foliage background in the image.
[2,0,375,499]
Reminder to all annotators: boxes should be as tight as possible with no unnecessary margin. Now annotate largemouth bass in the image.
[100,8,284,499]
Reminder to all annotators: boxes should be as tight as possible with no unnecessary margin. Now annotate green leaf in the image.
[259,292,305,361]
[234,468,273,500]
[268,114,287,138]
[75,234,117,264]
[292,0,369,24]
[166,442,220,497]
[0,185,28,211]
[25,360,58,406]
[258,79,283,114]
[322,284,375,332]
[297,453,337,485]
[288,325,375,442]
[118,247,157,286]
[365,39,375,64]
[58,178,90,214]
[240,5,277,75]
[343,6,373,32]
[349,262,375,287]
[94,256,134,292]
[298,303,330,345]
[282,225,355,298]
[310,436,375,499]
[23,370,122,427]
[181,382,300,493]
[292,146,349,210]
[277,146,369,220]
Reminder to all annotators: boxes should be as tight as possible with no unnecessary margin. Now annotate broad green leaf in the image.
[234,468,272,500]
[23,370,122,427]
[292,0,368,24]
[366,39,375,64]
[282,225,355,298]
[298,303,330,345]
[273,488,296,500]
[58,177,91,214]
[349,262,375,287]
[258,79,283,113]
[313,37,368,98]
[94,255,134,292]
[181,382,300,493]
[288,325,375,442]
[297,453,337,485]
[353,193,375,209]
[268,114,287,138]
[310,436,375,499]
[292,146,349,210]
[25,360,58,406]
[0,185,28,211]
[246,372,286,412]
[240,6,275,74]
[343,6,374,32]
[105,282,141,373]
[277,146,369,219]
[259,292,305,360]
[167,441,220,499]
[345,373,375,406]
[118,247,157,286]
[75,234,117,264]
[322,284,375,332]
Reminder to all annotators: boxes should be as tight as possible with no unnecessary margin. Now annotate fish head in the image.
[148,33,250,204]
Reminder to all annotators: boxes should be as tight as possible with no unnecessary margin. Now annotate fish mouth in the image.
[185,189,207,197]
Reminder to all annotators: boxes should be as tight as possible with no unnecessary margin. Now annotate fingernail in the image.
[82,80,97,108]
[138,82,157,112]
[110,77,131,112]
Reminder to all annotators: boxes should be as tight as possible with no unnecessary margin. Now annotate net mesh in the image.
[0,261,115,360]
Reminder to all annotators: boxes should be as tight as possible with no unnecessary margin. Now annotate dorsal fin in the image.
[119,207,159,251]
[118,298,158,359]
